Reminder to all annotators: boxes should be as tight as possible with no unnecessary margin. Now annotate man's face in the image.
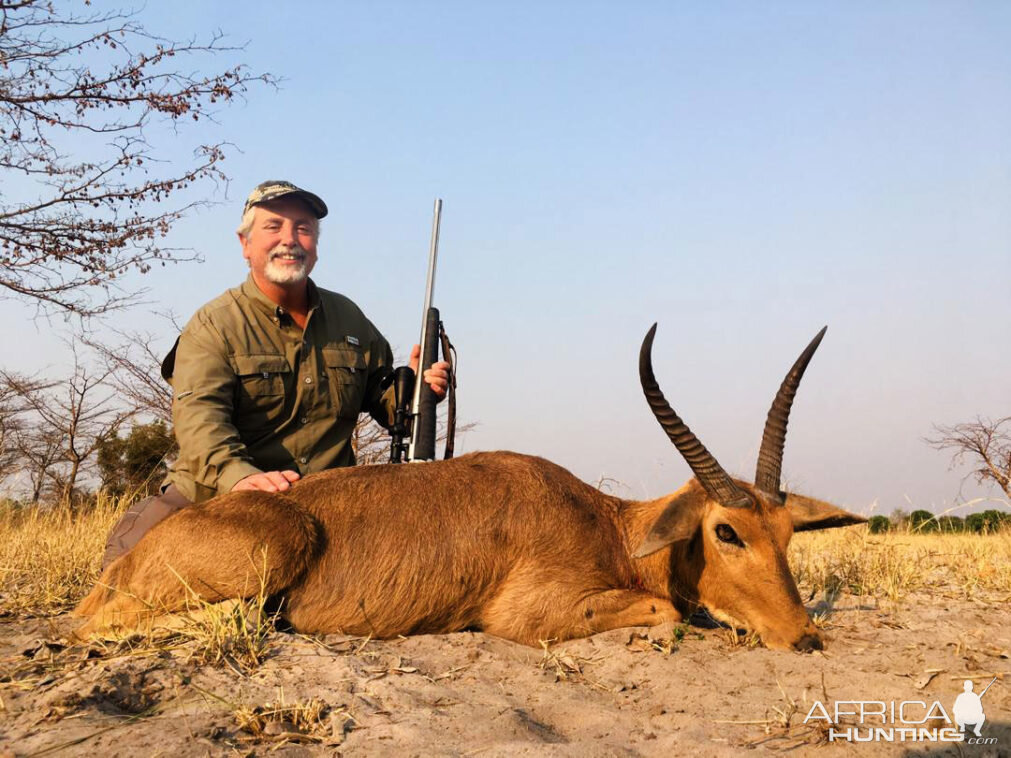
[240,198,319,287]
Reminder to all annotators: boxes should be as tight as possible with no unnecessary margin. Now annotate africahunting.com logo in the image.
[803,677,999,745]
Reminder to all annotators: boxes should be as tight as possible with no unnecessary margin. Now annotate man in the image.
[103,180,450,568]
[953,679,986,737]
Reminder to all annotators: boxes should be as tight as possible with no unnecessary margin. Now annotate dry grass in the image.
[789,524,1011,603]
[0,494,119,616]
[0,495,281,674]
[233,692,340,744]
[168,556,278,672]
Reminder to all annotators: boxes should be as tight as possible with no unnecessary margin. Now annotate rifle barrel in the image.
[408,199,443,460]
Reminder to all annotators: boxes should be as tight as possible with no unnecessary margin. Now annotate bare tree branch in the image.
[80,321,178,424]
[0,0,277,315]
[927,416,1011,501]
[0,342,134,504]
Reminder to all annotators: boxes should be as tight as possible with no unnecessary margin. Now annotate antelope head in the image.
[633,324,865,651]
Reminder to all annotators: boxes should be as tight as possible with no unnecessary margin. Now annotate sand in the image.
[2,589,1008,757]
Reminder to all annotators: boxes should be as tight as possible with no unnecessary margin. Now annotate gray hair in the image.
[236,205,321,240]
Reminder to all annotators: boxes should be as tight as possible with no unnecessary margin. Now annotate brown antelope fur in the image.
[75,326,865,651]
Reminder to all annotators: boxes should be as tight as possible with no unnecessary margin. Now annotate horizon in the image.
[1,1,1008,515]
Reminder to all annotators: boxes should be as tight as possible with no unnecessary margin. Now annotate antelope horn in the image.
[639,324,750,508]
[754,326,828,502]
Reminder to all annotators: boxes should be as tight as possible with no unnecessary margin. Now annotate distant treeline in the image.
[868,509,1010,535]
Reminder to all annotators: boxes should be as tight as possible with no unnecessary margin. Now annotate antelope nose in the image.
[793,632,824,653]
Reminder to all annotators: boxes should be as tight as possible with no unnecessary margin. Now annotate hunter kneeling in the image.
[101,179,450,568]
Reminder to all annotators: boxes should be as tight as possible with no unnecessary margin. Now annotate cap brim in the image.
[246,189,328,218]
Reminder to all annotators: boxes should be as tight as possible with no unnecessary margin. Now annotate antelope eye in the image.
[715,524,744,546]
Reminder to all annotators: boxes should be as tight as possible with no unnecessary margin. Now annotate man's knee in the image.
[102,486,191,569]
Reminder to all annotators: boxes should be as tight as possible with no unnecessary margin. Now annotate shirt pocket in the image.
[322,346,367,419]
[230,353,291,432]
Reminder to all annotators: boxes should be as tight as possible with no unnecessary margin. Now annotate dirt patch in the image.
[1,591,1009,757]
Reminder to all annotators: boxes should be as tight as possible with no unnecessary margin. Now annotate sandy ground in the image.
[1,590,1009,757]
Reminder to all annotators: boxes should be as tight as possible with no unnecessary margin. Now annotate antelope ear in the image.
[633,488,706,558]
[786,493,867,532]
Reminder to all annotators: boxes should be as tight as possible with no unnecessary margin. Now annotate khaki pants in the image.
[102,485,192,570]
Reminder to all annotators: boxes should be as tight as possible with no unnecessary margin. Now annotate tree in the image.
[82,323,176,424]
[0,369,46,483]
[96,419,174,497]
[908,509,938,533]
[0,0,275,315]
[867,515,891,534]
[936,515,964,533]
[928,416,1011,502]
[888,509,910,530]
[965,510,1010,535]
[1,344,132,503]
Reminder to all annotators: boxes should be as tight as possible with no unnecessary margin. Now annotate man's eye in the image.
[297,225,313,234]
[715,524,744,547]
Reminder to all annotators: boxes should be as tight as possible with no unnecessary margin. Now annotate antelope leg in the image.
[576,589,682,635]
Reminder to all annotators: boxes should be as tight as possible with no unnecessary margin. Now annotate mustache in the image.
[269,244,309,259]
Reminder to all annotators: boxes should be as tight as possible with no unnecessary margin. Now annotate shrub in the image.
[868,515,891,534]
[909,509,938,533]
[937,516,964,533]
[965,510,1011,534]
[96,420,176,498]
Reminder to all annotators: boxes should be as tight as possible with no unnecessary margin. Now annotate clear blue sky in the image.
[4,1,1009,515]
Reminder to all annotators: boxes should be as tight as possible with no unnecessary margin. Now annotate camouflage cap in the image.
[242,180,328,219]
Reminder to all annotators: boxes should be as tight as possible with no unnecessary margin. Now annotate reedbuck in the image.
[76,325,864,651]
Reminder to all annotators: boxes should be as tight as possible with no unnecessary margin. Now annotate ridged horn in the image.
[754,326,828,503]
[640,324,750,508]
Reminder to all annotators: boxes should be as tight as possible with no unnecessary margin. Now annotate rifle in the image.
[389,199,456,463]
[979,676,997,699]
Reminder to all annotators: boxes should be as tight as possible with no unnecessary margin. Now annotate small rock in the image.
[263,720,295,736]
[329,714,354,743]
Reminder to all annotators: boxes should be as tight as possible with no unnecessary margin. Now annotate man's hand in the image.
[409,344,451,400]
[232,470,301,492]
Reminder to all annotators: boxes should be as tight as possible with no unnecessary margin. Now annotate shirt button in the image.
[304,376,312,384]
[299,456,308,464]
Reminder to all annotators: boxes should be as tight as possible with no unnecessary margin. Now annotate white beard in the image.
[263,245,310,284]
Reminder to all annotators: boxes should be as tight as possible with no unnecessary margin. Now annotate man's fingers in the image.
[408,344,421,373]
[423,362,450,398]
[265,471,294,490]
[233,474,269,491]
[232,470,301,493]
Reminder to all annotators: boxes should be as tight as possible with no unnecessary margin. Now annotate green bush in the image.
[868,515,891,534]
[96,420,176,498]
[936,516,964,533]
[965,510,1011,534]
[909,509,938,532]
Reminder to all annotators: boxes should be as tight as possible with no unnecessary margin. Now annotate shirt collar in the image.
[240,273,323,318]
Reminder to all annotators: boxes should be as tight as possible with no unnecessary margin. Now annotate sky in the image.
[2,1,1009,515]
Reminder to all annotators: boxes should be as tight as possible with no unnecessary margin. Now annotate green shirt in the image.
[166,275,396,502]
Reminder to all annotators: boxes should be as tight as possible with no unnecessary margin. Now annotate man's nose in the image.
[280,223,298,247]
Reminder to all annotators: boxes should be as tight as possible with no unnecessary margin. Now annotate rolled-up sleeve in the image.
[171,317,261,496]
